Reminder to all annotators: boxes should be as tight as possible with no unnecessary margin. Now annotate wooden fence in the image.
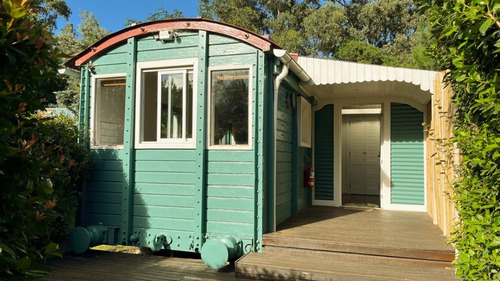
[425,72,457,236]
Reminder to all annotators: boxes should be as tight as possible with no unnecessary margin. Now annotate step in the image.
[236,248,459,281]
[263,236,455,262]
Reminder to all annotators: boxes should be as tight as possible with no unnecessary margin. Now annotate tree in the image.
[304,0,426,67]
[31,0,70,31]
[125,7,184,27]
[335,40,385,64]
[418,0,500,279]
[199,0,321,54]
[200,0,434,69]
[199,0,265,33]
[0,0,65,278]
[1,1,93,278]
[55,11,110,112]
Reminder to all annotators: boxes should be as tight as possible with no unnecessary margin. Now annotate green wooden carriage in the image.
[65,18,313,268]
[65,18,437,268]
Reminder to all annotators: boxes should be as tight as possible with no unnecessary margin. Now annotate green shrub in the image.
[418,0,500,279]
[0,1,90,279]
[34,113,93,245]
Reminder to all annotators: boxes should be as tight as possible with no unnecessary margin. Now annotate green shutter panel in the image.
[314,105,334,201]
[391,103,424,205]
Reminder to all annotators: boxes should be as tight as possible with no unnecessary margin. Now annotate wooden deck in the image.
[237,206,458,280]
[46,207,458,280]
[45,250,251,281]
[265,206,455,261]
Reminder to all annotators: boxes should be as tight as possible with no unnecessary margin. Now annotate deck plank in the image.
[45,250,251,281]
[236,206,458,280]
[264,206,455,261]
[237,250,459,281]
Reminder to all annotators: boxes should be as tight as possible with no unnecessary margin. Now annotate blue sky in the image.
[56,0,201,34]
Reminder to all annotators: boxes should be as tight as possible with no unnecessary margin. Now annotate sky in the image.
[56,0,201,34]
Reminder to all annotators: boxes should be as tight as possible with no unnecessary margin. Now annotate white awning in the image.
[297,56,438,111]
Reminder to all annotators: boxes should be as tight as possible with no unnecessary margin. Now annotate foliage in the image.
[0,0,59,278]
[418,0,500,279]
[335,40,385,64]
[200,0,433,68]
[199,0,321,54]
[34,113,93,244]
[124,7,184,27]
[55,10,110,112]
[199,0,266,33]
[30,0,71,108]
[0,0,89,279]
[31,0,70,31]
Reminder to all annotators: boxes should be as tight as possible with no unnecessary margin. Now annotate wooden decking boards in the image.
[264,206,455,261]
[236,249,457,281]
[45,250,251,281]
[236,206,458,280]
[47,206,458,280]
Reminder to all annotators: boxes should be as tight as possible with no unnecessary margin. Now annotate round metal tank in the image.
[201,236,241,269]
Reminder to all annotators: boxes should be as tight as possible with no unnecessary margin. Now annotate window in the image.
[209,68,252,148]
[300,96,312,147]
[136,59,196,148]
[92,77,126,147]
[142,69,193,142]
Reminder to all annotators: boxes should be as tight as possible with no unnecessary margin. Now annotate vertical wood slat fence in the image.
[426,72,457,236]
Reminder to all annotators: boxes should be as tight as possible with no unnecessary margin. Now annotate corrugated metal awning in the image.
[297,56,438,111]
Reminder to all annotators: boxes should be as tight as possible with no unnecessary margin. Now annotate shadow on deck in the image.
[236,206,459,280]
[45,250,250,281]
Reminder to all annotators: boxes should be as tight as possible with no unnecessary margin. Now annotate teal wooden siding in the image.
[133,150,196,234]
[208,34,257,66]
[276,88,293,225]
[314,105,334,201]
[391,103,425,205]
[85,150,125,226]
[204,33,259,238]
[92,43,128,74]
[81,29,265,251]
[136,32,199,62]
[206,151,255,237]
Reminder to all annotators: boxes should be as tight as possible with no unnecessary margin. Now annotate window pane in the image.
[140,68,194,146]
[94,78,126,146]
[211,69,249,145]
[143,72,157,141]
[186,71,193,139]
[160,73,183,139]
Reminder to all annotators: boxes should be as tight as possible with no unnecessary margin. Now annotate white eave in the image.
[274,49,311,83]
[297,56,439,111]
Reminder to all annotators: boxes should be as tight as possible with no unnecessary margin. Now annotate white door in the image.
[345,115,381,195]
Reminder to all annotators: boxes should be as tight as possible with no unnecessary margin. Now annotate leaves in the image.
[3,0,13,14]
[0,1,91,279]
[419,0,500,278]
[10,7,26,18]
[479,18,494,34]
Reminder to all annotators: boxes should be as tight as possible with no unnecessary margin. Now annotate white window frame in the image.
[90,73,127,149]
[135,58,197,149]
[299,96,312,148]
[207,65,253,150]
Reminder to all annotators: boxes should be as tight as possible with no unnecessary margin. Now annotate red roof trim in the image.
[66,18,280,67]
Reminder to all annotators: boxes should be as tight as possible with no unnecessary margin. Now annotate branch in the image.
[487,11,500,29]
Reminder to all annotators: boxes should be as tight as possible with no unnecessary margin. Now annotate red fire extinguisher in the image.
[305,168,315,188]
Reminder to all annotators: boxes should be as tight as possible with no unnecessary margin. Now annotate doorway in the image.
[342,105,381,206]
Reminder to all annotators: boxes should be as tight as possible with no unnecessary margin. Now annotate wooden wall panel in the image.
[426,72,457,236]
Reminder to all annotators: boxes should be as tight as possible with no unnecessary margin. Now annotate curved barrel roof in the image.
[65,18,280,68]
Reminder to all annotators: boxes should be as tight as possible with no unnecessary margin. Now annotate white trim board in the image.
[90,73,127,150]
[134,58,198,149]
